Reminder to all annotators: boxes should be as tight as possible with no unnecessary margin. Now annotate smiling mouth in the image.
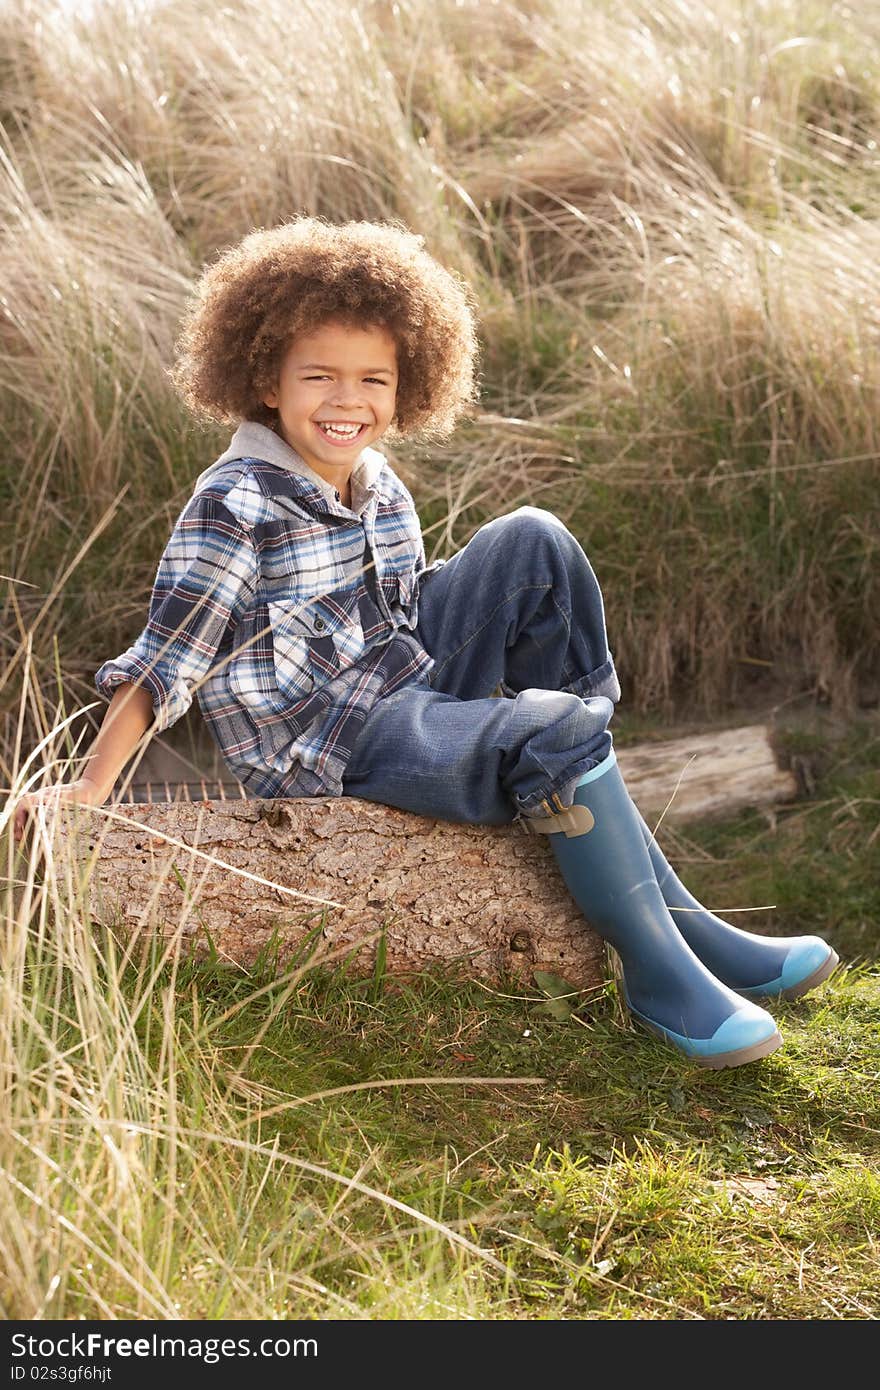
[315,422,367,442]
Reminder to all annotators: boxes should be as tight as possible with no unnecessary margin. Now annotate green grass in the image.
[87,941,880,1319]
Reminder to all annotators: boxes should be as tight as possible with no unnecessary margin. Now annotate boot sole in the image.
[692,1028,783,1069]
[779,949,840,1001]
[633,1015,784,1069]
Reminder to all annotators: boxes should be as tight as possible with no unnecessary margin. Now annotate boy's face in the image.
[262,319,399,494]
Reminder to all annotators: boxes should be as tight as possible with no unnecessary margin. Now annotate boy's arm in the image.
[94,490,258,733]
[81,680,155,801]
[11,681,154,842]
[11,489,257,845]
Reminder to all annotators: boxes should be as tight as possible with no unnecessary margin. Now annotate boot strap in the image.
[521,804,595,838]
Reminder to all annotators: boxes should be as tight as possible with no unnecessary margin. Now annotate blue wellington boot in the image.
[537,752,782,1068]
[634,811,839,1001]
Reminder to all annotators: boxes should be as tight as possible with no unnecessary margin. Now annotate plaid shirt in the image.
[95,422,440,797]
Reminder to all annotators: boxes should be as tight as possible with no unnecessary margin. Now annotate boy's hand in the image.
[11,779,104,846]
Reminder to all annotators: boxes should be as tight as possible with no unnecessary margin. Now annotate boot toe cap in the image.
[700,1007,781,1060]
[629,1000,782,1067]
[779,939,839,999]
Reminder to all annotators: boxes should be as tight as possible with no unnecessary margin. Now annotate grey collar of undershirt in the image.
[192,420,385,509]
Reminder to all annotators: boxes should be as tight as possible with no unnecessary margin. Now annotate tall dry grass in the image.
[1,774,516,1318]
[3,0,878,736]
[2,0,880,1317]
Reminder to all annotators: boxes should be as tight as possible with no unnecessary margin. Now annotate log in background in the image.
[54,726,796,989]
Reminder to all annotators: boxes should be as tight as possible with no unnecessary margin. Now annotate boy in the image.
[12,216,837,1066]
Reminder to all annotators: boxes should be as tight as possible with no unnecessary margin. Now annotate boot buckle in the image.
[521,804,596,838]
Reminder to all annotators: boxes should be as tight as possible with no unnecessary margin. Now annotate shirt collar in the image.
[192,420,386,510]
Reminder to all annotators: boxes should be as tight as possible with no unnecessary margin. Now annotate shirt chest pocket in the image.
[268,592,366,703]
[395,568,416,608]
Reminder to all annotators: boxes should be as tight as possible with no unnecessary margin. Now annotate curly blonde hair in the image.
[169,216,481,439]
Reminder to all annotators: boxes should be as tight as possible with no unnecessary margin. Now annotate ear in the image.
[262,384,279,409]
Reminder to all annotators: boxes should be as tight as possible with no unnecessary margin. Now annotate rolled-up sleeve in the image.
[95,492,258,733]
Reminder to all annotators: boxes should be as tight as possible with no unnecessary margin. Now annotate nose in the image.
[328,384,366,407]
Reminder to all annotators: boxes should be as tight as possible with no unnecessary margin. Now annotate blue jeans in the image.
[341,507,621,825]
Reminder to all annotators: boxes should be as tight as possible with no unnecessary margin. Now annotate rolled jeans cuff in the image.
[512,731,615,823]
[500,654,621,707]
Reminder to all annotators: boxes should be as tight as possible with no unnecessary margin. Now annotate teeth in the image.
[319,422,361,438]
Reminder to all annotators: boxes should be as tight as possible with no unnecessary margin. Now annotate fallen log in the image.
[617,724,797,822]
[51,724,796,988]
